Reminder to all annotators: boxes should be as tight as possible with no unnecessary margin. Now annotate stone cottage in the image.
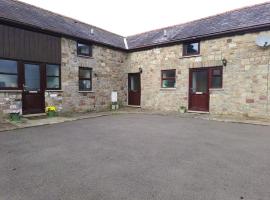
[0,0,270,118]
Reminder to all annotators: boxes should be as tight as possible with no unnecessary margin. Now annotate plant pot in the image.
[179,107,187,114]
[111,105,116,110]
[179,109,186,114]
[47,111,56,117]
[9,113,21,122]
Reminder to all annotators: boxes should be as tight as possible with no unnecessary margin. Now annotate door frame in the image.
[127,73,141,107]
[22,62,46,115]
[188,67,210,112]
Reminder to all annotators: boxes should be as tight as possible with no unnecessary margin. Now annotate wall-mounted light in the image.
[222,58,227,66]
[139,67,143,74]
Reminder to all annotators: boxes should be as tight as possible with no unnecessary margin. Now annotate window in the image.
[79,67,92,91]
[46,64,61,90]
[0,59,18,89]
[161,70,176,88]
[77,42,92,57]
[210,67,223,88]
[183,42,200,56]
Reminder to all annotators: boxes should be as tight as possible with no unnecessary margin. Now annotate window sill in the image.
[77,55,94,59]
[209,88,224,91]
[78,90,95,93]
[160,88,176,91]
[46,90,63,92]
[179,54,201,59]
[0,90,22,93]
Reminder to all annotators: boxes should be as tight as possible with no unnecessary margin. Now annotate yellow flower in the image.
[46,106,57,113]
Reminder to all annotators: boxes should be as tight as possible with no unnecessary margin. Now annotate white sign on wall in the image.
[111,91,118,103]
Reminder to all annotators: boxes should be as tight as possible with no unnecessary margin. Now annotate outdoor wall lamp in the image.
[222,58,228,66]
[139,67,143,74]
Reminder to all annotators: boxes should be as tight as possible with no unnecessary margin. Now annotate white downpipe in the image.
[267,57,270,114]
[124,38,129,50]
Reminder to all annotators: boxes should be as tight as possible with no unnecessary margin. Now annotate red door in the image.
[128,73,141,106]
[22,63,45,115]
[189,68,209,112]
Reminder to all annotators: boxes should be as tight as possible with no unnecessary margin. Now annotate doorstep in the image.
[187,110,210,114]
[127,105,141,108]
[23,113,47,118]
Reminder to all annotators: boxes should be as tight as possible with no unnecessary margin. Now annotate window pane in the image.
[46,64,59,76]
[78,43,91,55]
[211,77,222,88]
[130,76,139,91]
[47,77,60,89]
[79,80,91,91]
[0,59,17,74]
[162,80,175,88]
[24,64,40,90]
[79,68,91,78]
[0,74,18,88]
[162,70,175,78]
[212,69,222,76]
[186,42,199,55]
[192,71,208,93]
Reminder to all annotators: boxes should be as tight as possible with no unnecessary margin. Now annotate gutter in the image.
[2,16,270,53]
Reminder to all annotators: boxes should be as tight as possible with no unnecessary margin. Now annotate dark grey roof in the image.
[0,0,126,49]
[126,2,270,49]
[0,0,270,50]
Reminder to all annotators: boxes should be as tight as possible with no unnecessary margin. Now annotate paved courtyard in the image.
[0,114,270,200]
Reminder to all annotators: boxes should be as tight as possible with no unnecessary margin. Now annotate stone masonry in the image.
[0,91,22,116]
[54,38,127,113]
[1,31,270,119]
[125,31,270,118]
[0,38,128,117]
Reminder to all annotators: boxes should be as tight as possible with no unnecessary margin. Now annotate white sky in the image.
[19,0,267,36]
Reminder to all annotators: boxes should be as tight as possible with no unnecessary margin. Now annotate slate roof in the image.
[0,0,126,49]
[126,2,270,49]
[0,0,270,50]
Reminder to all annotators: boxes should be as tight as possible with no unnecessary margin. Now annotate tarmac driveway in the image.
[0,114,270,200]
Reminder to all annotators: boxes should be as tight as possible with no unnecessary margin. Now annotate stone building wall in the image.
[0,91,22,116]
[125,31,270,118]
[46,38,128,113]
[0,38,128,118]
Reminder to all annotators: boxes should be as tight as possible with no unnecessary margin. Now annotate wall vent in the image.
[163,29,167,37]
[90,28,94,35]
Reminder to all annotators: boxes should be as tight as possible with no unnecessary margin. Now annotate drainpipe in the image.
[267,54,270,114]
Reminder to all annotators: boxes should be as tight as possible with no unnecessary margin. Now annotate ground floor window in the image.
[161,69,176,88]
[0,59,18,89]
[210,67,223,88]
[46,64,61,90]
[79,67,92,91]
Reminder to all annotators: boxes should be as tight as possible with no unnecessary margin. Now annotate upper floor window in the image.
[77,42,92,57]
[46,64,61,90]
[0,59,18,90]
[161,69,176,88]
[79,67,92,91]
[183,41,200,56]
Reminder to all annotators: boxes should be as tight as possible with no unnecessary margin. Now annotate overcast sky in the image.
[19,0,267,36]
